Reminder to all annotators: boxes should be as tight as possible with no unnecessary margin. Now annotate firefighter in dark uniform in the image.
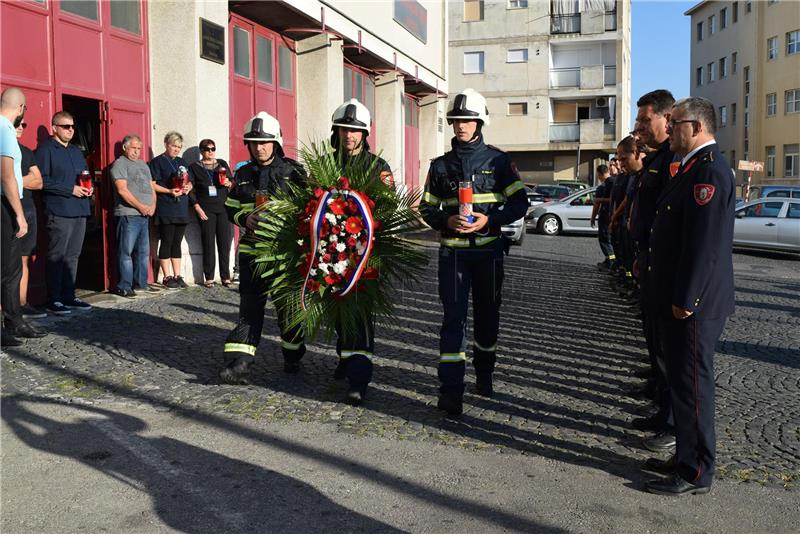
[327,98,393,405]
[420,88,528,416]
[590,164,615,270]
[611,137,645,299]
[219,112,307,385]
[628,90,678,449]
[643,97,735,496]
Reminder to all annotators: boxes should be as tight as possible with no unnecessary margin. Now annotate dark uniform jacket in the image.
[420,134,527,248]
[645,143,735,320]
[629,141,674,246]
[35,138,90,217]
[595,176,614,220]
[224,154,306,248]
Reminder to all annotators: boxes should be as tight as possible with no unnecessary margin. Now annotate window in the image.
[464,0,483,22]
[766,146,776,177]
[767,93,777,116]
[508,102,528,115]
[732,103,737,124]
[720,57,728,78]
[256,36,274,84]
[732,52,737,73]
[768,37,778,60]
[733,2,738,22]
[719,106,727,127]
[110,0,140,34]
[785,144,799,176]
[786,89,800,113]
[708,15,716,34]
[509,0,528,7]
[696,66,704,87]
[60,0,98,20]
[233,27,250,78]
[745,1,752,14]
[720,8,728,29]
[697,21,704,41]
[707,62,716,83]
[507,48,528,63]
[278,46,293,89]
[787,202,800,219]
[788,30,800,55]
[742,202,784,218]
[464,51,484,74]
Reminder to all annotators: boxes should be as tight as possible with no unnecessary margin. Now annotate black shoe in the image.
[643,455,676,475]
[631,367,652,379]
[283,360,300,374]
[64,298,92,310]
[631,415,662,432]
[176,276,189,289]
[21,305,47,319]
[437,392,463,416]
[627,382,655,399]
[1,332,23,347]
[9,322,47,339]
[345,387,365,406]
[112,287,136,298]
[333,360,348,380]
[643,432,676,452]
[219,362,251,385]
[475,374,493,397]
[46,302,71,315]
[646,473,710,496]
[163,277,180,290]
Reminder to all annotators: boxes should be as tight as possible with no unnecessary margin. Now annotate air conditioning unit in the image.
[595,97,609,108]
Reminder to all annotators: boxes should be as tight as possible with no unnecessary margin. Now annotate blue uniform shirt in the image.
[35,137,90,217]
[0,116,23,199]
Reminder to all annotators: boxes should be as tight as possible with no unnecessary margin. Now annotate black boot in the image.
[345,384,367,406]
[219,360,252,385]
[283,359,300,374]
[437,390,463,416]
[333,359,348,380]
[475,373,493,397]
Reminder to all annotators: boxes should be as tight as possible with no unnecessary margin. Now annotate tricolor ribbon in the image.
[299,188,376,310]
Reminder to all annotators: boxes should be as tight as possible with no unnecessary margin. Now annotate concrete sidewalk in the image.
[2,395,797,534]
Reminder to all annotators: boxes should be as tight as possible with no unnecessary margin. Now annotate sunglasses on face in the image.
[201,146,216,152]
[19,123,27,129]
[55,124,75,130]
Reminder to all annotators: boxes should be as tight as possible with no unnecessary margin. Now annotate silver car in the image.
[528,187,598,236]
[734,198,800,253]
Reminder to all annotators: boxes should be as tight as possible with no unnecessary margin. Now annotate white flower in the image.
[333,261,347,274]
[319,240,327,248]
[325,213,337,224]
[329,233,338,242]
[318,262,329,273]
[335,242,346,252]
[309,268,317,276]
[297,239,304,246]
[355,242,365,255]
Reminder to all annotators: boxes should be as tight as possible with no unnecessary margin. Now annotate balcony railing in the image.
[604,65,616,86]
[550,14,580,34]
[550,67,580,88]
[550,123,580,142]
[605,10,617,31]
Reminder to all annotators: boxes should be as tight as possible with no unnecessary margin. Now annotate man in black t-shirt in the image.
[16,120,46,319]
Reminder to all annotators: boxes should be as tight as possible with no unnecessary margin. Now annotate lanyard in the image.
[163,155,178,173]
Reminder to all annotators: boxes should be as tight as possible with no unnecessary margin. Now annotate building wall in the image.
[688,0,800,185]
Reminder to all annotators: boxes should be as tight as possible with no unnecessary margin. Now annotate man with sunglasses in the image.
[643,97,734,496]
[35,111,93,315]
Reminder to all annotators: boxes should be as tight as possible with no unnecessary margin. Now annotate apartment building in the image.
[448,0,631,185]
[687,0,800,190]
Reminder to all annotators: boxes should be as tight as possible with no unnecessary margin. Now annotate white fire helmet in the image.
[243,111,283,146]
[331,99,371,132]
[446,88,490,127]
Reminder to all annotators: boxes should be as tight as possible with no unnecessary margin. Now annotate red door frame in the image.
[1,0,152,297]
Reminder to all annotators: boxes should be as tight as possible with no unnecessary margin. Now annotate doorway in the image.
[61,94,107,292]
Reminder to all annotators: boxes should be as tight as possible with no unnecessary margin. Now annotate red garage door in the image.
[229,15,297,166]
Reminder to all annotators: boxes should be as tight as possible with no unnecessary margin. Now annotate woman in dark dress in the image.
[188,138,234,287]
[148,131,193,289]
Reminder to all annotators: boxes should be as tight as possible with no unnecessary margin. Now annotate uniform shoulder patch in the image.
[694,184,716,206]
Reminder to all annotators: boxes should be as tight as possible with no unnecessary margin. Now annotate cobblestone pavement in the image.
[2,232,798,490]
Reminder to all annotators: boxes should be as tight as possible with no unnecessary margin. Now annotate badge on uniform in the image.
[694,184,715,205]
[208,185,218,197]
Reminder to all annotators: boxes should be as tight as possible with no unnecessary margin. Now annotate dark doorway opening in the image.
[62,94,107,292]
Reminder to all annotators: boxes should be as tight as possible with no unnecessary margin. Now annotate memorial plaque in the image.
[200,18,225,65]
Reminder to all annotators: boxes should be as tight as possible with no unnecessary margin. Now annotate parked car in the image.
[734,198,800,253]
[498,186,546,246]
[750,185,800,200]
[528,187,598,236]
[555,181,589,193]
[531,184,572,203]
